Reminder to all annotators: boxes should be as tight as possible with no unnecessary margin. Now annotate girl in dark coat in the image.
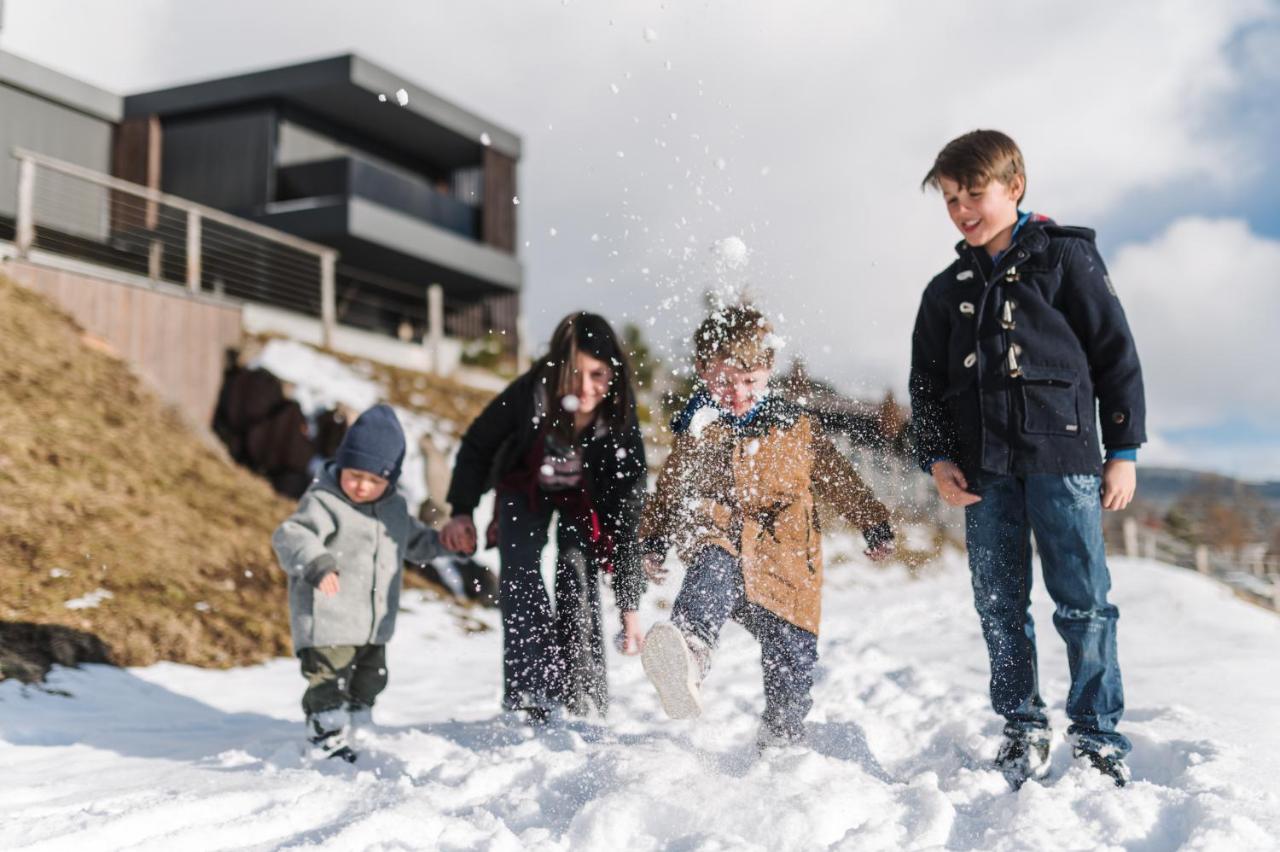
[440,313,647,721]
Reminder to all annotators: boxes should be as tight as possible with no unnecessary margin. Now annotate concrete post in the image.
[186,210,202,293]
[1195,545,1210,575]
[320,252,336,350]
[427,283,444,373]
[15,155,35,258]
[1122,517,1139,558]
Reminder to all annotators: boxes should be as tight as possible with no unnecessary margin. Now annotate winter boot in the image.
[1073,743,1130,788]
[307,708,356,763]
[642,622,705,720]
[755,722,807,755]
[994,726,1051,789]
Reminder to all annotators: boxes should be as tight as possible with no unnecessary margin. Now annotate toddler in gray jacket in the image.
[272,404,450,761]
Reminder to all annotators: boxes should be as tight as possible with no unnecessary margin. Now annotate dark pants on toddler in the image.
[965,472,1130,756]
[672,545,819,741]
[497,491,607,715]
[298,643,388,716]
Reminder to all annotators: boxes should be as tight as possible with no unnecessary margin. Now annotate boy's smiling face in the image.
[698,357,772,417]
[339,468,389,503]
[940,174,1024,256]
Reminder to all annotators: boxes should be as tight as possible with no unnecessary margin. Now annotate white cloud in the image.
[1111,217,1280,433]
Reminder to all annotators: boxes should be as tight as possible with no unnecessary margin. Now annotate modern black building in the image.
[120,54,522,348]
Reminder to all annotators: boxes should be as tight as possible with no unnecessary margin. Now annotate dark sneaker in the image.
[994,728,1051,789]
[307,710,357,763]
[522,705,552,726]
[1074,745,1130,787]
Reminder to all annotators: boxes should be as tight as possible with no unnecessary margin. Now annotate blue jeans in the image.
[964,473,1130,756]
[671,546,818,739]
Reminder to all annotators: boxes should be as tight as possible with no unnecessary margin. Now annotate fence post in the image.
[1122,517,1139,558]
[427,283,444,373]
[186,210,202,294]
[15,155,35,258]
[320,252,336,350]
[1195,545,1210,574]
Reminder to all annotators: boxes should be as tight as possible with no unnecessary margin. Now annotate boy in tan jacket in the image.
[639,305,895,749]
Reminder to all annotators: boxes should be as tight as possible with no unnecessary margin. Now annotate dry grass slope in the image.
[0,275,299,679]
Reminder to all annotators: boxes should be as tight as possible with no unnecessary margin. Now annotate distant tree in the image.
[621,322,658,391]
[1163,504,1196,544]
[1167,474,1269,550]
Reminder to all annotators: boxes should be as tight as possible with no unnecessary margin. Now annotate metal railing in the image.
[11,148,340,347]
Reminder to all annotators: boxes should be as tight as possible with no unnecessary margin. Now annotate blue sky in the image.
[3,0,1278,480]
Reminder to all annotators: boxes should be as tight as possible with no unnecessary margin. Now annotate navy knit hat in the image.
[334,404,405,485]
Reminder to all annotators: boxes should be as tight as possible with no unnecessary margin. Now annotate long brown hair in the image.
[538,312,637,436]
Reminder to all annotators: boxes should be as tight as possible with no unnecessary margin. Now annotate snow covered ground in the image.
[3,538,1279,851]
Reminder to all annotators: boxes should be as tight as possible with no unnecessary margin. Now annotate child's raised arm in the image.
[272,492,340,586]
[636,436,691,563]
[810,433,895,557]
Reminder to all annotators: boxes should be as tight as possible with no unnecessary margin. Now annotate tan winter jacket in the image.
[639,394,892,634]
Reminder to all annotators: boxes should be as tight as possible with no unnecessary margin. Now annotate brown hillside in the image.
[0,275,298,680]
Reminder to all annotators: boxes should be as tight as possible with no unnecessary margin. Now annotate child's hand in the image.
[615,611,645,655]
[931,460,982,507]
[1102,459,1137,511]
[642,553,668,584]
[864,541,896,562]
[441,515,478,555]
[317,572,340,597]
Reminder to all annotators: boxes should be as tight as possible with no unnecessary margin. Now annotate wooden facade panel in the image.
[110,115,162,233]
[2,261,242,428]
[481,148,517,253]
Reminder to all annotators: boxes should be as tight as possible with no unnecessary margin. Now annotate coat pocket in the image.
[1020,365,1080,436]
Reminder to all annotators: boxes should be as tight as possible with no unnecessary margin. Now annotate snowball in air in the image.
[561,394,581,412]
[712,236,750,270]
[395,88,409,106]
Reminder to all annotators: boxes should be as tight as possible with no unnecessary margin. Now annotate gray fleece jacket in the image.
[272,465,443,651]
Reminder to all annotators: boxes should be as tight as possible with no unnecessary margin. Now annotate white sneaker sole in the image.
[642,622,702,720]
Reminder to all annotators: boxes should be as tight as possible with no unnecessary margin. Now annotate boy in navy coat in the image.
[910,129,1145,788]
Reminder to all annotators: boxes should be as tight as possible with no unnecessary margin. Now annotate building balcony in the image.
[274,155,480,242]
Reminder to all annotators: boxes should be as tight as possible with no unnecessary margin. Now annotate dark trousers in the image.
[298,643,387,716]
[672,546,819,739]
[497,491,607,715]
[965,473,1130,755]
